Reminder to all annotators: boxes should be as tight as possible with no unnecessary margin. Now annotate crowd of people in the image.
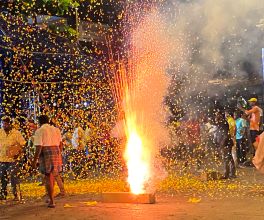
[0,111,123,208]
[165,97,263,179]
[0,96,263,208]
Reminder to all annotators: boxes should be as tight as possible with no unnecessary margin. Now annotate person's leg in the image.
[45,173,55,207]
[250,130,258,155]
[55,174,65,196]
[231,138,237,166]
[236,139,242,164]
[229,149,236,177]
[241,138,247,163]
[78,150,87,177]
[0,163,8,199]
[223,148,230,178]
[72,149,81,178]
[9,162,19,199]
[223,141,236,178]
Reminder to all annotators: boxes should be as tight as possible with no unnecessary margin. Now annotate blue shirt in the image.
[236,118,247,140]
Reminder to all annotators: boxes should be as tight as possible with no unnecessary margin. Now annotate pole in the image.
[33,91,37,122]
[75,7,79,42]
[0,78,2,114]
[261,48,264,131]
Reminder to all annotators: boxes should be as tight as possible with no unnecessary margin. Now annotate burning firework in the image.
[109,8,174,195]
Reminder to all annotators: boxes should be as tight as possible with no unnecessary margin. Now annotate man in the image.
[50,120,65,198]
[33,115,63,208]
[214,112,236,179]
[240,98,261,147]
[71,121,87,178]
[0,116,26,200]
[72,121,86,151]
[239,97,261,161]
[225,111,237,165]
[257,103,263,133]
[183,115,201,170]
[234,111,247,166]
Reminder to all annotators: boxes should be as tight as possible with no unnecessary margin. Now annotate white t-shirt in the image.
[0,128,26,162]
[34,124,62,147]
[53,126,62,146]
[71,127,85,150]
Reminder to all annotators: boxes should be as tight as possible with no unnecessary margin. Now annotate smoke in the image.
[117,0,264,192]
[159,0,264,114]
[172,0,263,76]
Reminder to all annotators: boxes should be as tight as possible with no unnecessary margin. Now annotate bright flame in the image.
[125,115,150,194]
[108,8,174,195]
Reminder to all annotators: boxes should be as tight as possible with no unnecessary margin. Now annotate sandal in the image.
[48,203,55,208]
[13,196,20,201]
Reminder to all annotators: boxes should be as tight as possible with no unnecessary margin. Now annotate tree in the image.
[2,0,81,16]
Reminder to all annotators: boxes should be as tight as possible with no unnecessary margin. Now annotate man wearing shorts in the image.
[245,98,260,149]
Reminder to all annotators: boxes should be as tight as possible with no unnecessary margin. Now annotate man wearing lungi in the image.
[33,115,62,208]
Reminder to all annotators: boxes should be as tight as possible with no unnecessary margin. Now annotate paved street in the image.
[1,193,264,220]
[1,167,264,220]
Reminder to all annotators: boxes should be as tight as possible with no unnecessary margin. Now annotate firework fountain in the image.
[103,7,178,202]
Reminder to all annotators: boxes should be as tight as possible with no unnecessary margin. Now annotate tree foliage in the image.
[9,0,84,16]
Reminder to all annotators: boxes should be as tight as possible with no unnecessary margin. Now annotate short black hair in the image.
[38,115,49,125]
[27,119,35,124]
[224,109,234,117]
[2,116,11,124]
[235,111,243,118]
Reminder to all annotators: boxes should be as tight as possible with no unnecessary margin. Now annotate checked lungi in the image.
[39,146,62,175]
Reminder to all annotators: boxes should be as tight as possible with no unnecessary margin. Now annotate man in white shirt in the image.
[71,123,87,178]
[0,116,26,200]
[33,115,62,208]
[71,124,85,150]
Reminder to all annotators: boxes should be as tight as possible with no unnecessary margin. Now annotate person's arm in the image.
[59,141,63,152]
[245,106,258,115]
[18,131,26,152]
[32,145,42,169]
[32,129,42,168]
[238,106,246,112]
[7,144,23,159]
[260,116,263,129]
[7,131,26,159]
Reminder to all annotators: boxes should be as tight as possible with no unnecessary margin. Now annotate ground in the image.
[1,167,264,220]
